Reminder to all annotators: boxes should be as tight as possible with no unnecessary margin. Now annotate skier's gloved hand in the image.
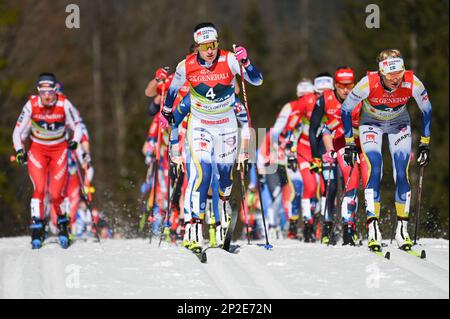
[344,142,358,167]
[82,152,92,166]
[158,112,168,130]
[16,149,27,165]
[417,143,431,167]
[309,157,322,173]
[161,105,174,126]
[237,151,250,176]
[170,158,184,179]
[323,150,337,164]
[145,152,155,165]
[68,140,78,150]
[287,154,298,172]
[155,67,169,81]
[170,143,184,176]
[234,46,250,67]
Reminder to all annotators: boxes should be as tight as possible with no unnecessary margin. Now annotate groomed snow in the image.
[0,237,448,299]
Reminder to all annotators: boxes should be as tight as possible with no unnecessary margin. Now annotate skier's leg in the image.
[48,144,70,247]
[360,123,384,249]
[321,161,338,244]
[337,148,359,245]
[299,158,318,242]
[387,122,413,248]
[285,165,303,239]
[185,121,214,250]
[214,124,238,247]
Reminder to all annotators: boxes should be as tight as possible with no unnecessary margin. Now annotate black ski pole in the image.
[330,163,354,246]
[233,43,271,249]
[138,161,155,234]
[414,165,425,245]
[237,167,251,244]
[322,163,334,245]
[159,145,175,248]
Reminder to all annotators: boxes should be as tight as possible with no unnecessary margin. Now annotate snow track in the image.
[0,237,448,299]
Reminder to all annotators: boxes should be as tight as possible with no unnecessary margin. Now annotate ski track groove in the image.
[387,247,449,294]
[0,237,448,298]
[202,248,266,298]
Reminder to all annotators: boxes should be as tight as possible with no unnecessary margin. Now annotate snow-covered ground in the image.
[0,237,448,299]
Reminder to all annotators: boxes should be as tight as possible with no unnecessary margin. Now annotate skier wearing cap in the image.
[309,72,341,244]
[274,79,323,242]
[161,22,263,252]
[270,78,325,240]
[342,49,432,251]
[311,67,367,245]
[12,73,83,249]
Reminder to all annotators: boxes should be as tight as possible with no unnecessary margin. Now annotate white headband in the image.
[379,57,405,74]
[314,76,334,93]
[193,27,218,44]
[296,81,315,97]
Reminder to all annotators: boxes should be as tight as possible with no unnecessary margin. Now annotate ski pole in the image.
[233,44,272,249]
[72,150,101,244]
[238,167,251,244]
[138,161,155,233]
[331,162,358,246]
[322,163,334,245]
[413,165,425,245]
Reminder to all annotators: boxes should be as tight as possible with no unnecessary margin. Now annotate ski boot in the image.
[342,222,358,246]
[57,215,71,249]
[367,218,382,251]
[182,222,191,248]
[395,219,414,250]
[303,221,316,243]
[321,222,334,245]
[188,219,203,253]
[287,219,298,239]
[30,217,45,249]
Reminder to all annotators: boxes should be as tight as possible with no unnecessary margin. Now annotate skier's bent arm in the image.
[412,75,432,143]
[342,76,370,142]
[228,53,263,86]
[309,96,326,158]
[271,103,291,143]
[164,60,187,110]
[13,101,32,152]
[64,99,83,144]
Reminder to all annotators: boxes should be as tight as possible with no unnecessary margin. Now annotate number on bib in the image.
[206,87,216,100]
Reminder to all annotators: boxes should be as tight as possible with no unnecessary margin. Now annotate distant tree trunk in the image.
[92,2,104,190]
[113,32,127,177]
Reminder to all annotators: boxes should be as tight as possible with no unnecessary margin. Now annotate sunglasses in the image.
[197,41,219,51]
[335,83,355,90]
[384,70,405,81]
[38,87,57,95]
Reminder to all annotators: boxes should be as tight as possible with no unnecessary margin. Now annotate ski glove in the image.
[323,150,337,164]
[170,144,184,175]
[82,152,92,165]
[309,157,322,173]
[161,106,174,126]
[344,142,358,167]
[170,157,184,179]
[69,140,78,150]
[417,143,430,167]
[234,46,250,67]
[16,149,27,165]
[145,152,155,165]
[237,151,250,176]
[287,154,298,172]
[155,67,169,81]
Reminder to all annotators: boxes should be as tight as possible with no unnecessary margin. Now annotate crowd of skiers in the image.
[12,22,431,253]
